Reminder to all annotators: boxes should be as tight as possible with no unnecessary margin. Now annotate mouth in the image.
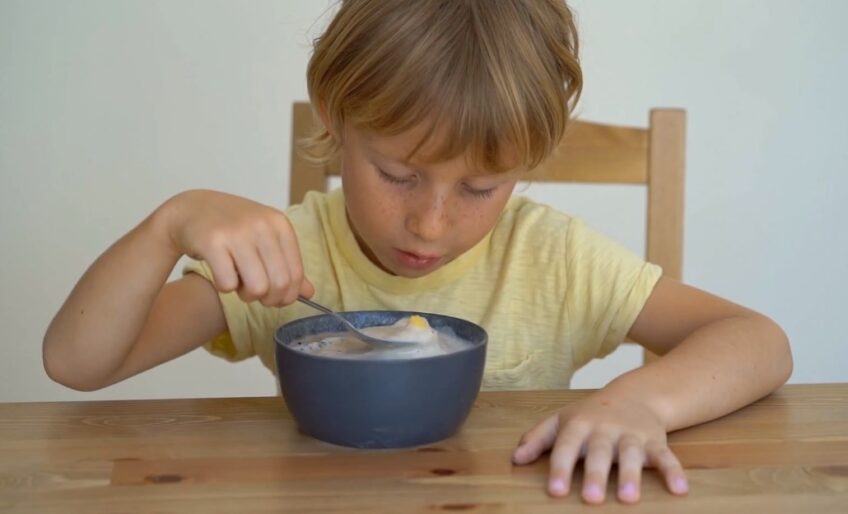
[393,248,443,271]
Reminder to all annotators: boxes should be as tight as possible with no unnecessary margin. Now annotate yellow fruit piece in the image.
[409,315,429,329]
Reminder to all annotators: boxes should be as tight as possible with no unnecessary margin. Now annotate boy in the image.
[44,0,792,505]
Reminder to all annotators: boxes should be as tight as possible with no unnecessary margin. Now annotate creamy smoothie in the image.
[287,315,471,360]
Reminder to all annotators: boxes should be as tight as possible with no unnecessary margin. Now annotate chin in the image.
[383,259,441,278]
[398,268,437,278]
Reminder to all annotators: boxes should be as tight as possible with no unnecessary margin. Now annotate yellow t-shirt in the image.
[184,189,661,391]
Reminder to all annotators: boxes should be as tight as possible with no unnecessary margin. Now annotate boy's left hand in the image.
[511,394,689,504]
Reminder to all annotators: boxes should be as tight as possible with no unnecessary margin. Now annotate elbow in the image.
[42,336,108,392]
[779,332,794,385]
[760,314,793,386]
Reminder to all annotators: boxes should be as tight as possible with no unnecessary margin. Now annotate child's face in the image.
[339,122,518,278]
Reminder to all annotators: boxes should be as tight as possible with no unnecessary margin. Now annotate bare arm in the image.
[43,190,314,391]
[45,274,229,391]
[605,276,793,431]
[513,277,793,504]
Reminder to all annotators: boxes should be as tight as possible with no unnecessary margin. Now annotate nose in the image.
[405,191,451,242]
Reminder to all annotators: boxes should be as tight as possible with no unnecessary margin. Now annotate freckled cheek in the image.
[455,205,488,233]
[467,202,505,235]
[363,197,404,232]
[377,201,397,220]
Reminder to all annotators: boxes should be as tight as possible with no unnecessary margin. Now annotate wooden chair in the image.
[289,101,686,363]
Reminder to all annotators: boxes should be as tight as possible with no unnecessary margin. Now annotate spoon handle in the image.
[296,296,335,317]
[296,296,364,336]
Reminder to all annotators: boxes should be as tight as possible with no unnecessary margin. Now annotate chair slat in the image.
[530,121,648,184]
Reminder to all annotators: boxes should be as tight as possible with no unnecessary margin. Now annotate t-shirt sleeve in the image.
[182,259,258,362]
[563,218,662,370]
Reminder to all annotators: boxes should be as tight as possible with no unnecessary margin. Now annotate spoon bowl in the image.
[296,296,418,347]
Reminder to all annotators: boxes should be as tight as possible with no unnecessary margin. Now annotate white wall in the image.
[1,0,845,402]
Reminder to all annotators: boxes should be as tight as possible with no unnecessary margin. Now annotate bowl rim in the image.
[274,310,488,364]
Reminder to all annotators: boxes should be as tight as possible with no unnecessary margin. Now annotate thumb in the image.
[299,276,316,299]
[512,414,560,465]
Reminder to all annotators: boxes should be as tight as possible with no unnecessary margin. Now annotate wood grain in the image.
[1,384,846,513]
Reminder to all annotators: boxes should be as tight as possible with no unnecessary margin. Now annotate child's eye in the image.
[462,183,496,199]
[377,167,414,185]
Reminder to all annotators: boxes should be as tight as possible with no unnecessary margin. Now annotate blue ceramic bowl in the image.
[274,311,487,449]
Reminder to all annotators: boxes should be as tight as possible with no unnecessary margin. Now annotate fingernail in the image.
[583,483,603,501]
[619,482,637,498]
[673,477,688,493]
[549,478,567,495]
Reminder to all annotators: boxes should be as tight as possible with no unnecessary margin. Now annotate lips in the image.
[393,248,442,271]
[400,249,440,260]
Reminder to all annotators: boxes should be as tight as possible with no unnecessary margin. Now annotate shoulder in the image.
[498,195,635,254]
[491,195,649,280]
[284,190,339,242]
[285,190,332,224]
[492,195,576,249]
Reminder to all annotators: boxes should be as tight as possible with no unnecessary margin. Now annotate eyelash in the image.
[377,168,496,199]
[377,168,412,185]
[463,184,496,199]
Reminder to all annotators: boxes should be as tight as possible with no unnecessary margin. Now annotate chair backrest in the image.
[289,101,686,361]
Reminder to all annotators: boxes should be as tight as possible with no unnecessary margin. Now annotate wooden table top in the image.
[1,383,847,513]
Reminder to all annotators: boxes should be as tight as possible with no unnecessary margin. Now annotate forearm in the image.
[597,314,793,432]
[43,203,181,390]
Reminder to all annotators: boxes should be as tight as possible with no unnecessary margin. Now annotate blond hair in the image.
[304,0,582,174]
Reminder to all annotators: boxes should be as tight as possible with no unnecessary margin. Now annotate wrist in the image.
[146,193,187,262]
[596,373,676,431]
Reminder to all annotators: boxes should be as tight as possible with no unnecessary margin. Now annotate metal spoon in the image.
[297,296,418,347]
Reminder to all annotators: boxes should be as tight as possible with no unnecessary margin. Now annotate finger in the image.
[647,443,688,496]
[547,422,591,497]
[203,244,239,293]
[581,432,615,504]
[300,275,316,299]
[229,244,269,302]
[277,220,309,304]
[512,414,558,465]
[616,435,645,504]
[256,233,291,306]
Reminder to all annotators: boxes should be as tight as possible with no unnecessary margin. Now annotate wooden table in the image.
[1,383,847,513]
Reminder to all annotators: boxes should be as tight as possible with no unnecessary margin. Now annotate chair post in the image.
[290,102,329,206]
[646,109,686,281]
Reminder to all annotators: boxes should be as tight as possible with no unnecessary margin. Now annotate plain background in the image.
[1,0,845,403]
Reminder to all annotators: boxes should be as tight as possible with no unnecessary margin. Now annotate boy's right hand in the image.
[160,189,315,307]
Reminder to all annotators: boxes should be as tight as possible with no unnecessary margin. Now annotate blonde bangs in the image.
[305,0,582,174]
